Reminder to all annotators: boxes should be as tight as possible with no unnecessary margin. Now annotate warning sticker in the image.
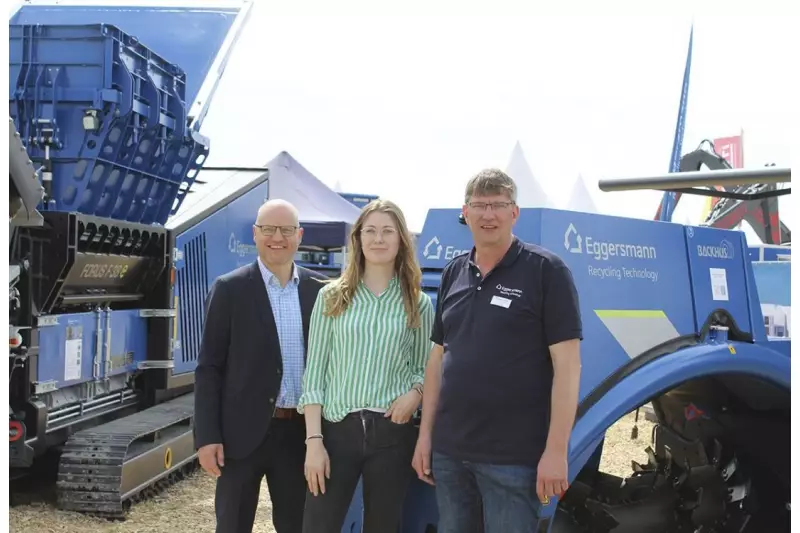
[710,267,729,301]
[65,337,83,381]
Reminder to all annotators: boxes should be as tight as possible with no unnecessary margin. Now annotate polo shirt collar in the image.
[467,236,523,270]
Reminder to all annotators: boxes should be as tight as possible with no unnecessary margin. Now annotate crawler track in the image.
[56,393,198,518]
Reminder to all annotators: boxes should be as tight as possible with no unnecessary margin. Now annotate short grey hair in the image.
[464,168,517,204]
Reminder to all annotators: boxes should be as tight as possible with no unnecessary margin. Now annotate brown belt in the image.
[273,407,302,420]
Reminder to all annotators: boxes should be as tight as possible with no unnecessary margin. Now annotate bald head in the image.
[255,199,299,226]
[252,199,303,271]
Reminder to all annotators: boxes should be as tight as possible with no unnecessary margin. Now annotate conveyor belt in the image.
[56,393,197,517]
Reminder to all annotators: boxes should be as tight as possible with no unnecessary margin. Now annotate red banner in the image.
[701,134,744,217]
[714,134,744,168]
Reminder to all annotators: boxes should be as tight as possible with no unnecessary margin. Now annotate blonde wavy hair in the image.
[321,199,423,329]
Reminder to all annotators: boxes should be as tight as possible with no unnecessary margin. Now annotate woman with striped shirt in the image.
[297,199,434,533]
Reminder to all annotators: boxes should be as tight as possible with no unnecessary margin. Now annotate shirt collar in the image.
[258,257,300,286]
[359,274,400,292]
[467,236,522,270]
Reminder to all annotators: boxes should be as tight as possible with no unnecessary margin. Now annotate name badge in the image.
[490,295,511,308]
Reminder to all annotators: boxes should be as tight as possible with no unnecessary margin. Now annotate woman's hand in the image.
[385,389,421,424]
[304,439,330,496]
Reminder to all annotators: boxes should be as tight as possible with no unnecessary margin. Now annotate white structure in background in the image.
[333,180,343,193]
[565,174,598,214]
[505,141,553,208]
[763,304,791,338]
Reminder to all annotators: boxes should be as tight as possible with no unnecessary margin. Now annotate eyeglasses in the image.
[255,224,298,237]
[360,227,397,239]
[468,201,514,212]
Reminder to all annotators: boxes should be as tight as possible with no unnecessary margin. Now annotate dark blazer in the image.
[193,260,328,460]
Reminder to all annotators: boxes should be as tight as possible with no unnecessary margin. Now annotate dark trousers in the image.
[215,415,307,533]
[302,410,418,533]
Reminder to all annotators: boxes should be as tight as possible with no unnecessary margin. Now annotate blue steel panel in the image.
[399,480,438,532]
[38,312,99,388]
[684,226,753,335]
[765,246,791,261]
[171,179,268,374]
[540,210,695,399]
[343,479,364,532]
[742,242,768,344]
[421,271,444,308]
[752,261,791,307]
[105,310,149,377]
[416,209,475,271]
[9,23,208,224]
[9,2,248,128]
[37,310,147,388]
[752,261,791,340]
[749,244,791,262]
[416,208,696,398]
[767,338,791,358]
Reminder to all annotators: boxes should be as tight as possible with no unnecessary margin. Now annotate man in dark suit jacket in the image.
[194,199,328,533]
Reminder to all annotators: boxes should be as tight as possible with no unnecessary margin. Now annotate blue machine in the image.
[752,261,791,339]
[8,4,791,532]
[402,164,791,532]
[8,4,365,528]
[8,0,256,516]
[749,243,791,262]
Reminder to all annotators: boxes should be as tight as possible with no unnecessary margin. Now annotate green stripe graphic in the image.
[594,309,680,359]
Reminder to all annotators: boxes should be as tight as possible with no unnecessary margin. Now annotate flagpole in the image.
[656,23,694,222]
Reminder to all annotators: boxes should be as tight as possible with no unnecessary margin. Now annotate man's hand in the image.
[411,433,434,485]
[198,443,225,477]
[305,439,330,496]
[385,390,421,424]
[536,446,568,503]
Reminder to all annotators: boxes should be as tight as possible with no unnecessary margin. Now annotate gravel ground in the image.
[9,410,656,533]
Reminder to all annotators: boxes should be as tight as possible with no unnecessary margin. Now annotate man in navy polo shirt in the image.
[411,168,583,533]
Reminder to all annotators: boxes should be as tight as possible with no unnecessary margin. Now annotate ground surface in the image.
[9,411,655,533]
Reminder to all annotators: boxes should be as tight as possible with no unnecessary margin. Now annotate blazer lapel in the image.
[248,261,279,339]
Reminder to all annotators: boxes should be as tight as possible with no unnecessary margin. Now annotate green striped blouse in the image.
[297,276,434,422]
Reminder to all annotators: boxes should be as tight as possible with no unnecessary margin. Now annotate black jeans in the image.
[302,410,418,533]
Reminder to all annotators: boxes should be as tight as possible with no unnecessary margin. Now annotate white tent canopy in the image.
[504,141,553,208]
[565,174,599,214]
[167,151,362,231]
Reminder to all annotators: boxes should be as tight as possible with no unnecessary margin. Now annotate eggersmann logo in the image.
[228,233,257,257]
[564,223,657,261]
[422,235,469,261]
[697,239,735,260]
[423,236,442,260]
